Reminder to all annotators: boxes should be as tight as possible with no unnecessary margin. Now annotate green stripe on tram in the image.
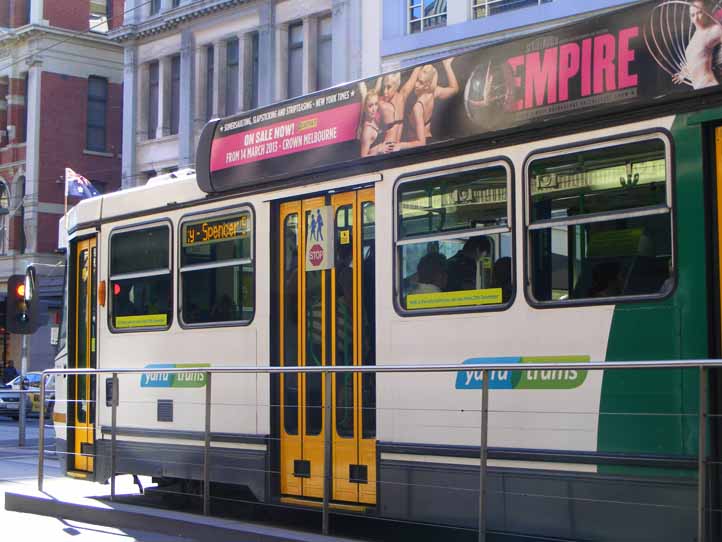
[597,110,719,476]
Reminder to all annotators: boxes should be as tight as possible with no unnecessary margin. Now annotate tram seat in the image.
[570,258,621,299]
[623,255,670,295]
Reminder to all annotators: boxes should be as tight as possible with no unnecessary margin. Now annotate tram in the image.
[53,1,722,540]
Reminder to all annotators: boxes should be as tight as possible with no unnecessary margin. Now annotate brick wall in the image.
[37,72,121,252]
[0,3,9,27]
[9,0,28,28]
[6,75,25,146]
[0,79,8,148]
[36,212,62,253]
[44,0,89,33]
[109,0,125,31]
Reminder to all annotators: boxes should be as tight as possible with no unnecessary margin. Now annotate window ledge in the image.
[137,134,179,147]
[83,149,114,158]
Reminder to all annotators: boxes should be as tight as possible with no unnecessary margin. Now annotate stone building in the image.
[111,0,367,189]
[380,0,643,69]
[0,0,122,373]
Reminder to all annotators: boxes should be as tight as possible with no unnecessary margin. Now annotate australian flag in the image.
[65,168,100,198]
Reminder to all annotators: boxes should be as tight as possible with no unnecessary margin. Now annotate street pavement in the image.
[0,416,197,541]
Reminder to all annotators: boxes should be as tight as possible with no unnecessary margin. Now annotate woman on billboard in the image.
[358,87,387,157]
[390,58,459,150]
[673,0,722,89]
[378,67,421,146]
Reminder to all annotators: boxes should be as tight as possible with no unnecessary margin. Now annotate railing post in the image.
[37,373,46,492]
[322,369,332,535]
[110,372,118,500]
[698,366,707,542]
[479,369,490,542]
[19,335,28,447]
[203,371,212,516]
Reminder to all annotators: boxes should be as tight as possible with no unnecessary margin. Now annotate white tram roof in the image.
[64,169,205,239]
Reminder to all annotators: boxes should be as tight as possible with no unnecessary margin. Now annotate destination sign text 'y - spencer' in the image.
[183,214,249,247]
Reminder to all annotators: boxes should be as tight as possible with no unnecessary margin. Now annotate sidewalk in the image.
[1,438,359,542]
[0,433,201,541]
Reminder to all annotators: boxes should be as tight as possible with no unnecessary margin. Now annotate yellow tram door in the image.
[279,189,376,505]
[72,237,98,472]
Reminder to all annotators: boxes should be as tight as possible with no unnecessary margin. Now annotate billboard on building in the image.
[197,0,722,193]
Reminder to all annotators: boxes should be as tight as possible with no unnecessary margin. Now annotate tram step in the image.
[280,496,368,513]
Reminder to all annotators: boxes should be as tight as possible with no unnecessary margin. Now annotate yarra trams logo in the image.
[455,356,589,390]
[140,364,210,388]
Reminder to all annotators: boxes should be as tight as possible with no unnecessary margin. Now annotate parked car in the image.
[0,388,31,420]
[6,372,55,416]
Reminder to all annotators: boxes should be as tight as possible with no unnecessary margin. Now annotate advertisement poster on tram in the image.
[200,0,722,193]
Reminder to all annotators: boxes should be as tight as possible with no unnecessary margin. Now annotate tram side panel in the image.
[89,204,270,501]
[371,120,701,541]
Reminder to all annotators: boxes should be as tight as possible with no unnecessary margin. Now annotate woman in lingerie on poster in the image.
[391,57,459,151]
[379,67,421,146]
[673,0,722,89]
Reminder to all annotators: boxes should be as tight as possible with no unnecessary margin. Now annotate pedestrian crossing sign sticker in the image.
[306,206,334,271]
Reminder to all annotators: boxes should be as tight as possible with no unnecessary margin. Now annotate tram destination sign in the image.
[182,214,249,247]
[198,0,721,193]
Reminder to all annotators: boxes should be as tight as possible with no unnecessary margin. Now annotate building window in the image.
[472,0,553,18]
[87,76,107,152]
[245,33,259,110]
[150,0,161,16]
[225,38,239,115]
[527,136,673,304]
[288,22,303,99]
[180,209,254,325]
[317,15,332,91]
[408,0,447,34]
[148,61,159,140]
[110,224,172,331]
[170,55,180,135]
[205,45,214,120]
[173,0,181,7]
[396,163,513,313]
[89,0,109,32]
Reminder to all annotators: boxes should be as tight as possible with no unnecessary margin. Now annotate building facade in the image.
[111,0,366,189]
[0,0,122,374]
[380,0,643,69]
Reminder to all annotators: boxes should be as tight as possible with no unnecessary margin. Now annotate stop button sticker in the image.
[305,206,334,271]
[308,244,324,267]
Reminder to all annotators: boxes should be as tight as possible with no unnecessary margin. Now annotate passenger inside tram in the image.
[401,234,512,307]
[409,252,448,294]
[446,236,491,291]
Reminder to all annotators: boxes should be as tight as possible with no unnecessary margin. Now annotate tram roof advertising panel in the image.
[197,0,722,194]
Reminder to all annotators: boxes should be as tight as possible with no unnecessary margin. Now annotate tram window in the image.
[396,164,513,312]
[527,137,673,304]
[179,209,254,325]
[109,224,172,331]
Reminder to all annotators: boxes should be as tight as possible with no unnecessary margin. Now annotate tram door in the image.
[279,188,376,505]
[72,237,97,472]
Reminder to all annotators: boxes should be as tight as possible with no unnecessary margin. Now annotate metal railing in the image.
[35,359,722,542]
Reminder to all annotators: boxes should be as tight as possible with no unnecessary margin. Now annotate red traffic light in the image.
[113,283,121,296]
[15,283,25,298]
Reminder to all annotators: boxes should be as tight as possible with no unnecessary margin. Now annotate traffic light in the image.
[6,274,39,334]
